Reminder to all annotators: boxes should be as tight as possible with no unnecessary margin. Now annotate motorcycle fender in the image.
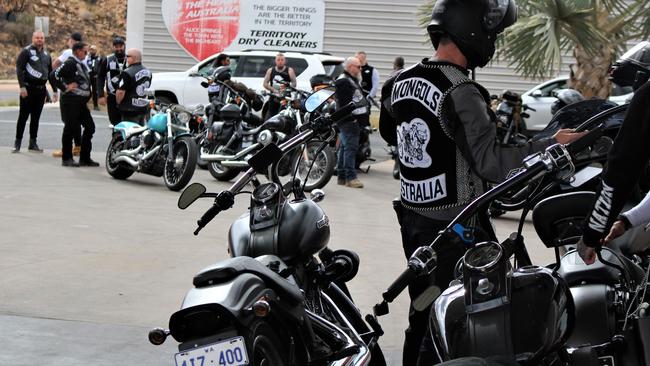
[180,273,267,319]
[566,284,616,348]
[173,132,193,142]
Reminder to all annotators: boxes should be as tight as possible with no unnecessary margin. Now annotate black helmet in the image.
[309,74,333,89]
[609,41,650,90]
[551,88,584,115]
[427,0,517,69]
[212,66,231,82]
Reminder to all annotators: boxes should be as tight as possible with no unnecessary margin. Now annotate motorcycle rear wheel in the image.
[246,320,287,366]
[207,143,240,181]
[295,141,335,191]
[105,137,135,180]
[163,136,197,191]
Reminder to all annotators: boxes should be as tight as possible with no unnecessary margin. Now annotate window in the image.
[197,56,239,78]
[537,80,568,97]
[232,56,309,78]
[323,62,343,79]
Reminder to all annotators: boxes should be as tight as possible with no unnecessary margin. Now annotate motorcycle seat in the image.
[558,248,647,287]
[193,256,304,305]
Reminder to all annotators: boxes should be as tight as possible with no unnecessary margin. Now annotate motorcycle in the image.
[105,99,199,191]
[489,97,627,217]
[148,89,385,366]
[368,121,650,364]
[201,74,336,191]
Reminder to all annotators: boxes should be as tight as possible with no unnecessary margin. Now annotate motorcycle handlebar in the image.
[566,123,604,157]
[194,191,235,235]
[382,265,417,303]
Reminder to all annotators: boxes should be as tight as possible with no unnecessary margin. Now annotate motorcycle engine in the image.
[140,130,160,149]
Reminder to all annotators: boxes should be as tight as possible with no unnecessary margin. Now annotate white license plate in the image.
[174,336,249,366]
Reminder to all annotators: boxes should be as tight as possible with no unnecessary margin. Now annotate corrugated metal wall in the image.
[142,0,570,94]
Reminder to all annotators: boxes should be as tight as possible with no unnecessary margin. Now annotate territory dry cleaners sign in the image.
[161,0,325,61]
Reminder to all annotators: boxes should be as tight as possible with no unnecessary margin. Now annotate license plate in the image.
[174,336,249,366]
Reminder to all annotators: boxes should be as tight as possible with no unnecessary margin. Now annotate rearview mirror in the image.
[531,90,543,98]
[178,183,207,209]
[200,81,209,88]
[305,88,336,112]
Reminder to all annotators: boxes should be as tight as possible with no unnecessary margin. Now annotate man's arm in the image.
[262,68,273,92]
[582,81,650,247]
[15,49,28,96]
[116,73,130,104]
[369,68,380,99]
[96,57,108,98]
[449,84,554,183]
[379,76,398,145]
[288,67,297,88]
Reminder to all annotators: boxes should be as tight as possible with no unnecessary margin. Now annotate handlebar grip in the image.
[566,124,604,156]
[194,204,221,235]
[382,266,417,303]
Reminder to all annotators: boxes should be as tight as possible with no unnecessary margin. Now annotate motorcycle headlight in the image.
[176,111,191,125]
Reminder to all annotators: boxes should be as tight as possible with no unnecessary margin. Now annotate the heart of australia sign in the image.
[161,0,325,60]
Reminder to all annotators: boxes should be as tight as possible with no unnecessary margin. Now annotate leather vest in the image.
[22,45,51,86]
[389,61,490,212]
[58,57,91,100]
[119,63,152,114]
[360,64,374,95]
[336,73,369,117]
[105,53,126,94]
[270,67,290,87]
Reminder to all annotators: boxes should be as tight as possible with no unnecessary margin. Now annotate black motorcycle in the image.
[149,89,385,366]
[368,126,650,365]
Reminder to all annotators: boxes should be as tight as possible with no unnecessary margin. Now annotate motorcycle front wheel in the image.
[196,140,211,170]
[105,137,135,180]
[163,136,197,191]
[294,141,335,191]
[207,143,240,181]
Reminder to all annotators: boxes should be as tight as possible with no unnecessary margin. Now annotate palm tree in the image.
[418,0,650,98]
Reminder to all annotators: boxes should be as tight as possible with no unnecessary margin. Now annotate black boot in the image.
[11,139,20,153]
[28,139,43,153]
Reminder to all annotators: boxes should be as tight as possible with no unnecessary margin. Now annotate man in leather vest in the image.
[355,51,379,128]
[116,48,151,124]
[86,45,102,111]
[97,37,127,125]
[379,0,583,364]
[53,42,99,167]
[335,57,369,189]
[12,31,57,153]
[262,53,297,120]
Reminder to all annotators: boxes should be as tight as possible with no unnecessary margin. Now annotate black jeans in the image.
[89,75,98,108]
[107,93,122,125]
[266,99,282,121]
[15,86,47,140]
[61,99,95,161]
[393,202,467,366]
[121,112,146,126]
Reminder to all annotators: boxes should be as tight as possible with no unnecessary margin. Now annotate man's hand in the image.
[66,82,78,92]
[576,239,598,265]
[98,97,107,106]
[553,128,587,144]
[604,220,627,245]
[20,87,28,98]
[51,93,58,103]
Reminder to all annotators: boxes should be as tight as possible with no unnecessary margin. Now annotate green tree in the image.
[418,0,650,98]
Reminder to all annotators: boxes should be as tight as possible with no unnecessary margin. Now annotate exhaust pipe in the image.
[112,146,160,168]
[113,155,139,167]
[220,161,251,168]
[201,143,261,162]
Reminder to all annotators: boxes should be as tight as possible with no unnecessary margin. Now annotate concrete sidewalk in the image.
[0,148,556,365]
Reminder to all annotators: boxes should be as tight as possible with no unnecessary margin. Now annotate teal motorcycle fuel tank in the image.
[148,113,168,134]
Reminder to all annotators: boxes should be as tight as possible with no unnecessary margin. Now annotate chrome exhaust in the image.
[200,143,261,162]
[220,161,251,168]
[114,145,143,158]
[113,155,139,167]
[306,309,371,366]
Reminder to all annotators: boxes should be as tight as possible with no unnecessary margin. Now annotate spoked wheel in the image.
[295,140,335,191]
[163,136,197,191]
[247,320,287,366]
[105,137,135,180]
[196,139,211,170]
[207,143,240,181]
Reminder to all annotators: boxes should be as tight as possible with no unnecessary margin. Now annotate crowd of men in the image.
[12,31,151,167]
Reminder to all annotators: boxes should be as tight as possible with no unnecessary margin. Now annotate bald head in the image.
[126,48,142,65]
[32,31,45,49]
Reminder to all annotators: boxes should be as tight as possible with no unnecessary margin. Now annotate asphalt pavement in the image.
[0,104,557,365]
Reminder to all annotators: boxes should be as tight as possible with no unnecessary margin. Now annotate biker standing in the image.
[378,0,583,364]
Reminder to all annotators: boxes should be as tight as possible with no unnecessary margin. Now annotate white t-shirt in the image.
[58,49,72,63]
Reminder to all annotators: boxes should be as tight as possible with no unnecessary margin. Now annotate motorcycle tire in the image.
[105,137,135,180]
[163,136,197,191]
[207,143,240,181]
[245,319,287,366]
[295,141,335,191]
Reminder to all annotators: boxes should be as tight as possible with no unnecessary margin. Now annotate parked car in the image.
[521,75,634,131]
[149,50,344,107]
